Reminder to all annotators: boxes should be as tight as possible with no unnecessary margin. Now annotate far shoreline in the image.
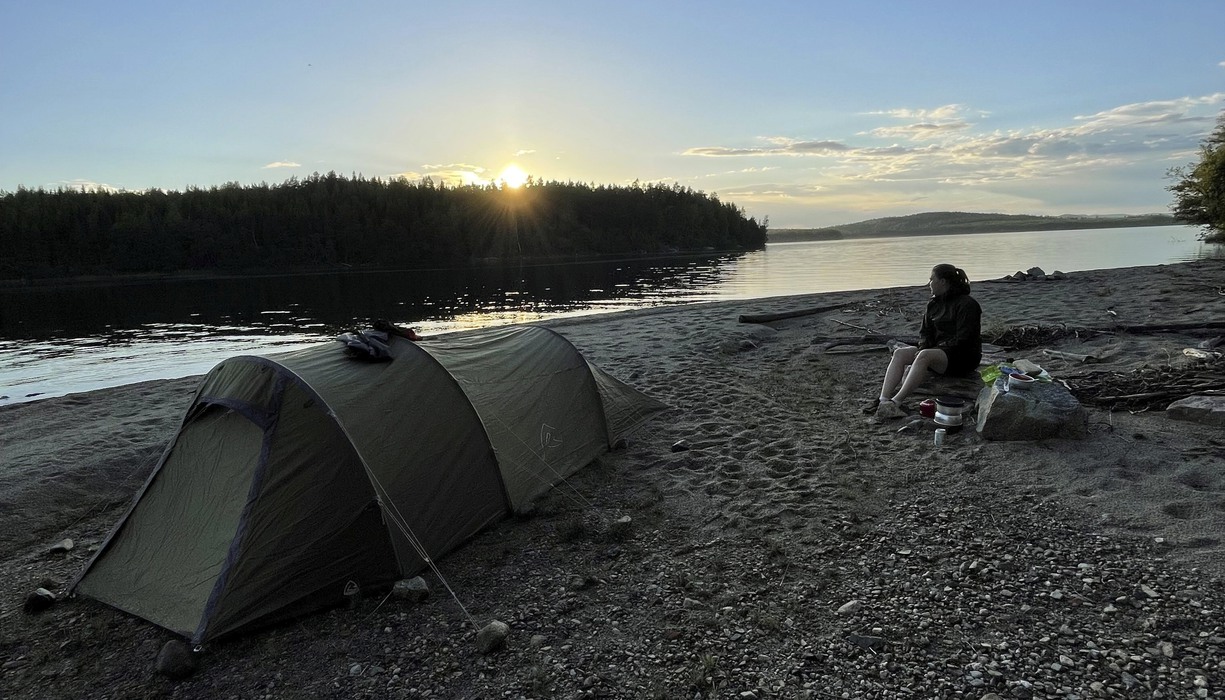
[768,219,1188,244]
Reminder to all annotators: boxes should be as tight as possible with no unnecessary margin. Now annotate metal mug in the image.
[919,399,937,418]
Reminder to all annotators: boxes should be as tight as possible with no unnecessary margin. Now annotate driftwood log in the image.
[738,303,850,324]
[1042,349,1099,363]
[810,335,892,352]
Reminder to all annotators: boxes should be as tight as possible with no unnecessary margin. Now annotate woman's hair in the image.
[932,263,971,295]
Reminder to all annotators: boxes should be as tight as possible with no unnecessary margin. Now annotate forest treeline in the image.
[0,173,768,280]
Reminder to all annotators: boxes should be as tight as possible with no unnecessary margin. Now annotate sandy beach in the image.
[3,258,1225,699]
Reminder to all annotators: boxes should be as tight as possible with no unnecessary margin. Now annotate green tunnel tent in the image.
[71,324,666,645]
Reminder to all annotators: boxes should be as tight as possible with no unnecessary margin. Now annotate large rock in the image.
[475,620,510,654]
[976,378,1087,440]
[392,576,431,602]
[1166,395,1225,426]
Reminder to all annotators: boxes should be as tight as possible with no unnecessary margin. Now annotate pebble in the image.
[835,600,862,615]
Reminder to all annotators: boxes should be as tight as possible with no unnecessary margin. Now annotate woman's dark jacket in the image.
[918,289,982,370]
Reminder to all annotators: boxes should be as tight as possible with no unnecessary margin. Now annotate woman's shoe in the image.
[875,400,907,419]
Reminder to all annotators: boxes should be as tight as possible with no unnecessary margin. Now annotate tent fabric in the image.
[71,324,665,644]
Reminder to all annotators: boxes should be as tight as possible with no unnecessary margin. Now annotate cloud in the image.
[688,104,984,157]
[404,163,494,187]
[262,161,301,169]
[1070,93,1225,131]
[864,120,972,140]
[679,91,1225,225]
[866,104,970,121]
[684,93,1224,188]
[683,138,850,157]
[422,163,486,173]
[858,104,980,142]
[514,149,536,157]
[683,146,771,157]
[856,144,942,157]
[781,139,855,154]
[54,179,123,192]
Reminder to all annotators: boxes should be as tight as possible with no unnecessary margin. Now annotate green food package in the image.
[979,364,1002,385]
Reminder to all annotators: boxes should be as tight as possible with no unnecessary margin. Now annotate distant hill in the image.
[768,212,1179,242]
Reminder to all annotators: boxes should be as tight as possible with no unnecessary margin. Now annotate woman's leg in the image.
[879,346,917,401]
[889,348,949,403]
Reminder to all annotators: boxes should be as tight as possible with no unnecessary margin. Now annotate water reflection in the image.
[0,252,745,403]
[0,253,739,342]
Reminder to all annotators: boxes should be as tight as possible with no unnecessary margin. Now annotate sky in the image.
[2,1,1223,228]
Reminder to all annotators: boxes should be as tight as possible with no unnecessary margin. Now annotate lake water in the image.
[1,224,1219,405]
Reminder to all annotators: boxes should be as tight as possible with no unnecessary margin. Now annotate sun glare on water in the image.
[498,164,529,188]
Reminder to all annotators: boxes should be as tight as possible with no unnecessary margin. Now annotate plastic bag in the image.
[979,365,1002,385]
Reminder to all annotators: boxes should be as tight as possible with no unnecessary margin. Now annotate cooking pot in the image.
[935,397,967,415]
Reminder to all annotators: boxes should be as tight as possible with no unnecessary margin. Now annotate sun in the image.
[498,164,529,189]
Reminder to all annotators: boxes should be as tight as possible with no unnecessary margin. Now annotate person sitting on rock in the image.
[870,263,982,418]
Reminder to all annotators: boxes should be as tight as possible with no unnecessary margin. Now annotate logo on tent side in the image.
[539,424,563,450]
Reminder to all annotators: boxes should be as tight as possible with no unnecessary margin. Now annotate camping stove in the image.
[933,397,967,433]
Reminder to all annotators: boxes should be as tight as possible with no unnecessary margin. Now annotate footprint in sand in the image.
[830,450,858,465]
[765,459,798,477]
[1174,469,1216,491]
[772,487,806,502]
[1161,501,1199,520]
[1181,536,1220,548]
[729,432,756,446]
[753,444,785,459]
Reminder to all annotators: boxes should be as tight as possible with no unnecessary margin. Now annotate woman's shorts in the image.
[939,345,982,377]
